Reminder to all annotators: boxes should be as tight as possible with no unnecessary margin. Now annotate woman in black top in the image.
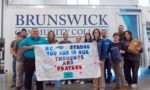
[122,31,142,88]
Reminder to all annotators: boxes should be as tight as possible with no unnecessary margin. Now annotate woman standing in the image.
[59,31,72,85]
[122,31,142,88]
[84,32,92,43]
[46,31,57,86]
[47,31,57,44]
[92,29,105,90]
[75,35,86,85]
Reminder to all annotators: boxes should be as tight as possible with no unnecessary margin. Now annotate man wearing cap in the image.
[10,31,22,88]
[15,28,27,90]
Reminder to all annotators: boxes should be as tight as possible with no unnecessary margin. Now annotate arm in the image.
[17,39,33,56]
[10,41,17,57]
[10,48,17,57]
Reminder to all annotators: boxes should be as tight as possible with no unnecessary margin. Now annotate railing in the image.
[0,48,4,74]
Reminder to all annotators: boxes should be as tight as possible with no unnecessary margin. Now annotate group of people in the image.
[10,25,142,90]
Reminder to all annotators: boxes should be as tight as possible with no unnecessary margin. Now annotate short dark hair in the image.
[21,28,27,32]
[113,33,119,37]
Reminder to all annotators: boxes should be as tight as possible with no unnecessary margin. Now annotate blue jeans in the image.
[12,58,16,85]
[104,58,112,82]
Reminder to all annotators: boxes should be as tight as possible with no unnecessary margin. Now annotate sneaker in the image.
[131,84,138,88]
[80,81,85,85]
[67,80,72,85]
[62,81,66,85]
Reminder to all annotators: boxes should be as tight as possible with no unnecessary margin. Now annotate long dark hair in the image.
[84,32,92,42]
[92,28,101,40]
[47,31,57,44]
[124,31,133,41]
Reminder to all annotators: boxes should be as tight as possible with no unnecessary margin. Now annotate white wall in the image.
[141,7,150,67]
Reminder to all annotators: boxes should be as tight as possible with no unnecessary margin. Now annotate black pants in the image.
[104,58,112,82]
[24,58,43,90]
[124,59,140,85]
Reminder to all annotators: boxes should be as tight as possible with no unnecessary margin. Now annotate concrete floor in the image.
[39,78,150,90]
[1,68,150,90]
[0,74,7,90]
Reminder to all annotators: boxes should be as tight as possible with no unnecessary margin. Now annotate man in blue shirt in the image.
[101,29,112,83]
[19,28,47,90]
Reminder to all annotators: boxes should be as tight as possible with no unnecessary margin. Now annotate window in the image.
[89,0,100,5]
[78,0,89,5]
[67,0,100,5]
[67,0,77,5]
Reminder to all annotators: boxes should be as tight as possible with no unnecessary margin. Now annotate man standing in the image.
[15,29,27,90]
[59,32,72,44]
[118,25,125,41]
[19,28,47,90]
[101,29,112,83]
[10,31,22,88]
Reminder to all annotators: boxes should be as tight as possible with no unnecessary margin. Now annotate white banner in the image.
[34,42,100,81]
